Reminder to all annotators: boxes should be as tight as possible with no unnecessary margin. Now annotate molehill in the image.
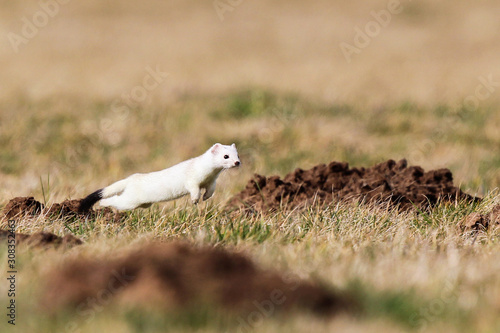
[227,159,479,213]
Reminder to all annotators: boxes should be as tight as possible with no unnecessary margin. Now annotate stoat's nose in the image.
[234,161,241,167]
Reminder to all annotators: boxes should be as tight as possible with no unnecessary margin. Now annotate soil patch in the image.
[227,159,479,213]
[43,242,356,317]
[460,205,500,231]
[2,197,43,218]
[2,197,123,223]
[0,230,82,249]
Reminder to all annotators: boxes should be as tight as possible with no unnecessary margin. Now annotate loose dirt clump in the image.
[0,230,82,249]
[460,205,500,231]
[2,197,43,219]
[227,159,479,213]
[2,197,123,223]
[43,242,356,317]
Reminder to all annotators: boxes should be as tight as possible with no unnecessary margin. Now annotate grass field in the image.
[0,91,499,333]
[1,0,500,332]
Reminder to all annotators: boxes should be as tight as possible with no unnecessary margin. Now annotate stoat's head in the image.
[210,143,241,169]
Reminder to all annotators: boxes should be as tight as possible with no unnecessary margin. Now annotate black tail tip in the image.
[78,189,103,213]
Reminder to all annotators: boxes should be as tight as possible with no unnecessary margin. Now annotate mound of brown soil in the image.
[43,242,355,317]
[0,230,82,248]
[2,197,122,223]
[227,159,479,213]
[2,197,43,219]
[460,205,500,231]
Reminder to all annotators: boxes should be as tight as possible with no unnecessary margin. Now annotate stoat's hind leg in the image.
[100,195,138,211]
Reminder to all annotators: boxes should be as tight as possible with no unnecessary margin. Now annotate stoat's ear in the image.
[211,143,221,154]
[231,143,236,148]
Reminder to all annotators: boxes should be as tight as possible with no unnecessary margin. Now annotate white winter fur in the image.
[98,143,240,210]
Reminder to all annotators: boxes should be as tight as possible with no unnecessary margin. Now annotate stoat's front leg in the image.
[187,184,201,204]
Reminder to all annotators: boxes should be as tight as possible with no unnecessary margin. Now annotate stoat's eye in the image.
[224,155,229,159]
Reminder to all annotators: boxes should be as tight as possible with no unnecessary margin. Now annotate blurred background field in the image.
[1,0,500,105]
[0,0,500,332]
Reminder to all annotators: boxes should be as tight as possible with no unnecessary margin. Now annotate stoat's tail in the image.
[78,189,103,212]
[78,179,128,212]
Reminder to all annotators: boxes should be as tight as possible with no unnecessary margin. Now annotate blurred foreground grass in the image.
[0,193,499,332]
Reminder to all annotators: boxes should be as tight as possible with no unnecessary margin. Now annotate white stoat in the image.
[78,143,241,211]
